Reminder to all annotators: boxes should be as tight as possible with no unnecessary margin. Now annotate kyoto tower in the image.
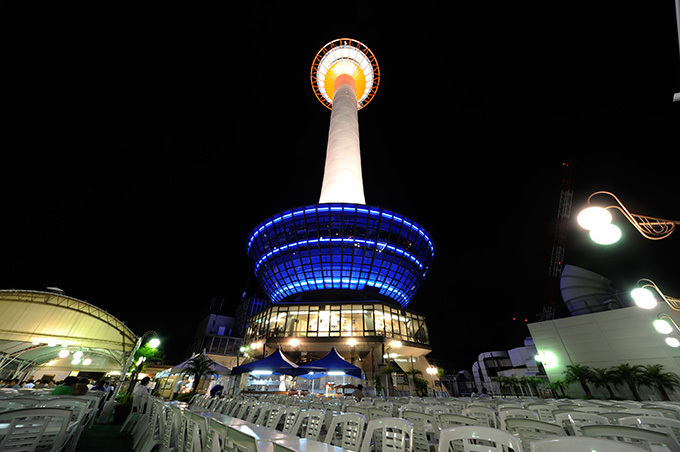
[247,38,434,307]
[244,40,435,384]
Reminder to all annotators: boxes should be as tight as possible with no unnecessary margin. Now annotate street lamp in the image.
[111,330,160,401]
[577,191,678,245]
[631,279,680,311]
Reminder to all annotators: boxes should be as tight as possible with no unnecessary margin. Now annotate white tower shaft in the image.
[318,75,366,204]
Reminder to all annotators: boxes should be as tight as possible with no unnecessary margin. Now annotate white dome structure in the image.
[560,265,628,315]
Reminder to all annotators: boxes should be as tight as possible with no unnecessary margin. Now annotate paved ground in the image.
[76,421,134,452]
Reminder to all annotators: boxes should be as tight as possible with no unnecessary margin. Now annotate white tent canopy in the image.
[0,290,138,377]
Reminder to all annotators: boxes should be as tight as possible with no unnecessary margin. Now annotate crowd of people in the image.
[1,376,114,396]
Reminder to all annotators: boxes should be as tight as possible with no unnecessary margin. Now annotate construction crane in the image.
[544,160,575,316]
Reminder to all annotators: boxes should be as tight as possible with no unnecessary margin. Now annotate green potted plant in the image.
[112,392,134,424]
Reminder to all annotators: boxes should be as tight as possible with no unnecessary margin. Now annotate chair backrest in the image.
[0,411,51,451]
[277,406,301,434]
[438,425,522,452]
[526,404,559,423]
[0,399,37,412]
[553,411,608,436]
[504,418,567,449]
[461,406,498,429]
[398,404,423,416]
[236,399,257,420]
[498,408,539,430]
[324,413,366,452]
[346,405,370,418]
[369,408,392,421]
[530,436,650,452]
[262,404,286,428]
[0,407,72,452]
[402,411,438,452]
[159,404,184,452]
[183,410,209,452]
[436,413,481,429]
[39,397,89,425]
[618,415,680,444]
[443,400,467,414]
[360,418,413,452]
[292,409,325,440]
[207,417,229,452]
[225,424,259,452]
[581,424,680,452]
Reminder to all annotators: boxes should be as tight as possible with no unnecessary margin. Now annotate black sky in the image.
[3,3,679,369]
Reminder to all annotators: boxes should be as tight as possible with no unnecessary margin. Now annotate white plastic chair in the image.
[369,408,393,421]
[618,415,680,445]
[402,411,438,452]
[291,408,325,440]
[553,411,608,436]
[437,426,523,452]
[183,410,209,452]
[399,404,424,416]
[271,406,300,433]
[159,403,184,452]
[39,398,90,452]
[436,413,481,430]
[0,399,38,412]
[498,408,539,430]
[223,424,259,452]
[0,407,72,452]
[525,404,559,423]
[360,418,413,452]
[443,400,467,415]
[581,424,680,452]
[530,436,648,451]
[325,413,366,452]
[504,418,567,450]
[461,406,499,429]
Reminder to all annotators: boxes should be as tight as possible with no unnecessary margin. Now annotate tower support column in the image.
[319,75,365,204]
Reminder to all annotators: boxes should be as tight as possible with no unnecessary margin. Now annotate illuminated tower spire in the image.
[311,39,380,204]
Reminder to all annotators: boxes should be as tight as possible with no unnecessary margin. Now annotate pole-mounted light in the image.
[577,191,678,245]
[631,279,680,311]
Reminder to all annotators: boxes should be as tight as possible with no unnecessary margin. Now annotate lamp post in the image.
[631,279,680,311]
[111,330,160,402]
[630,281,680,348]
[577,191,679,245]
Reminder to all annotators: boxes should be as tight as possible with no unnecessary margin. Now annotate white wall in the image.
[528,305,680,400]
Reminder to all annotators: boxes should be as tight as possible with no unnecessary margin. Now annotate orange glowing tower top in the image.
[311,39,380,205]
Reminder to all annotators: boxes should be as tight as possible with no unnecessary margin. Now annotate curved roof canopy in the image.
[0,290,138,372]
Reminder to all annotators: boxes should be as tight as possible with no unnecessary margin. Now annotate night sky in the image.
[3,3,679,370]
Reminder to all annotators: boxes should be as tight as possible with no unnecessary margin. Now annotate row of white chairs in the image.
[0,392,106,452]
[177,393,680,452]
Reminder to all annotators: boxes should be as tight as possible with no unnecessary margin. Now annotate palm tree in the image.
[610,363,644,401]
[548,379,567,398]
[492,375,514,396]
[563,364,594,398]
[508,375,523,396]
[526,376,546,398]
[639,364,680,401]
[182,353,216,395]
[589,367,617,399]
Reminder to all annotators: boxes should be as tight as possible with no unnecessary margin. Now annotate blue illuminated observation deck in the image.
[247,203,435,307]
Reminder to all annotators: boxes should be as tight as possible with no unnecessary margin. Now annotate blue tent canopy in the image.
[295,347,363,379]
[230,346,299,376]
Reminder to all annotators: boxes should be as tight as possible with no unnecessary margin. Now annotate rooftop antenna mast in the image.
[546,160,575,310]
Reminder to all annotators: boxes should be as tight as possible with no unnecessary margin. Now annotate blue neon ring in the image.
[246,203,434,306]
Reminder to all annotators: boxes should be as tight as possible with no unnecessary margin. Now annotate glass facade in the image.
[246,203,435,307]
[245,302,430,346]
